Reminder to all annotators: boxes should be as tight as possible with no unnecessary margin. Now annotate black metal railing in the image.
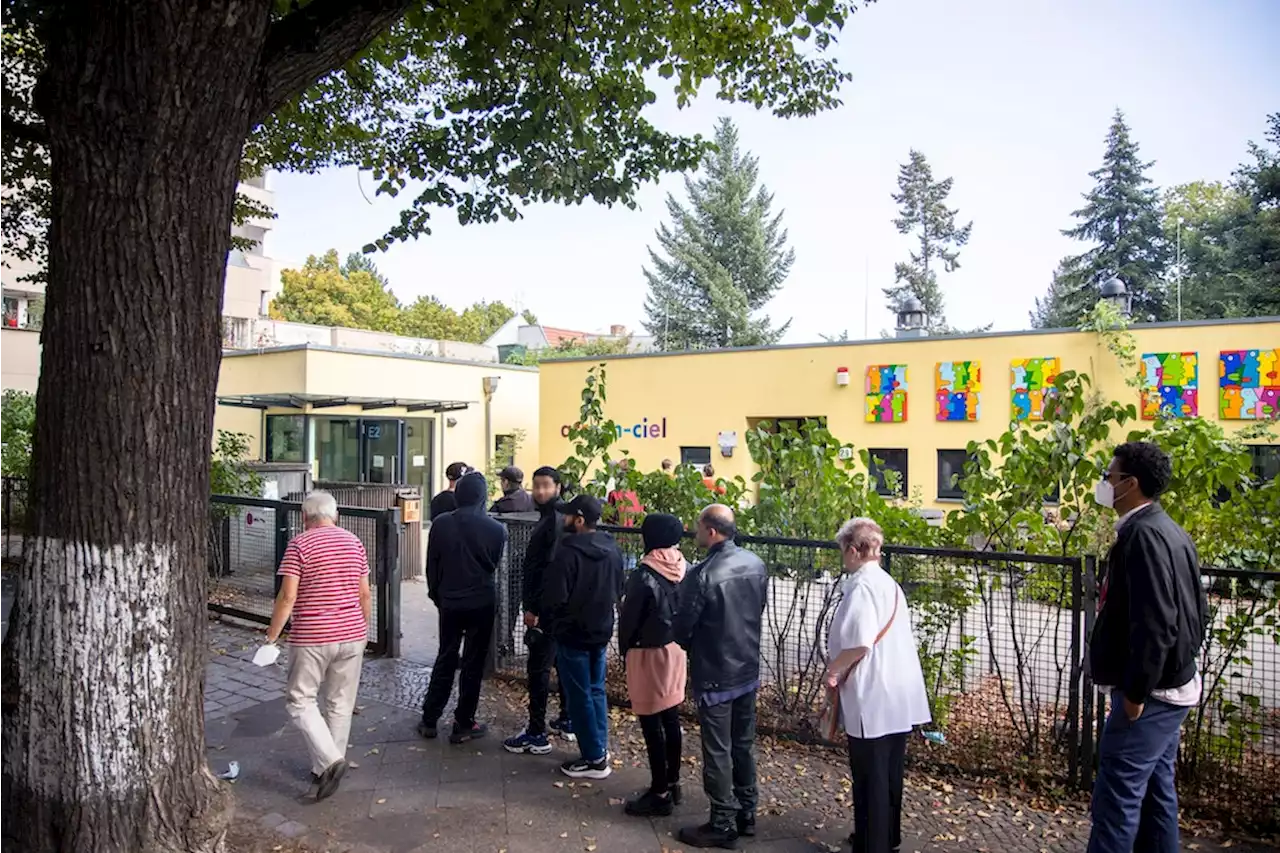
[1,476,28,567]
[490,517,1279,832]
[209,494,402,657]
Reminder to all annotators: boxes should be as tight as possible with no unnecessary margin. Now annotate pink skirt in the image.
[625,644,688,716]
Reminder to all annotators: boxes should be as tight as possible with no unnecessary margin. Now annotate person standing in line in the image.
[618,513,689,818]
[420,472,507,744]
[701,464,726,496]
[673,504,768,849]
[266,491,372,802]
[543,495,625,780]
[825,517,931,853]
[490,465,535,513]
[429,461,470,519]
[504,466,575,755]
[661,458,675,476]
[606,458,643,527]
[1088,441,1208,853]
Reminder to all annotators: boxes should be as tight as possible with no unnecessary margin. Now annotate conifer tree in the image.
[642,118,793,350]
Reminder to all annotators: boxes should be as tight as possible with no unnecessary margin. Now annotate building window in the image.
[494,434,516,468]
[867,448,908,497]
[265,415,305,463]
[937,449,974,500]
[681,446,712,468]
[1250,445,1280,482]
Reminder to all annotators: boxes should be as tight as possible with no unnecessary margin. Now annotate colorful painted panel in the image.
[1140,352,1198,420]
[1011,357,1061,421]
[1219,348,1280,420]
[935,361,981,421]
[865,365,908,423]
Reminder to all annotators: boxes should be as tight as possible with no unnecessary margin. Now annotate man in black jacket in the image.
[542,494,624,780]
[490,465,535,513]
[674,504,768,849]
[420,472,507,744]
[503,466,574,755]
[429,461,470,519]
[1087,441,1208,853]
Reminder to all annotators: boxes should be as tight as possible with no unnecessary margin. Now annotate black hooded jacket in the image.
[426,473,507,610]
[542,529,625,650]
[521,499,563,616]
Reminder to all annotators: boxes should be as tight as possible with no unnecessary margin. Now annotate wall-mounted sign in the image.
[561,417,668,440]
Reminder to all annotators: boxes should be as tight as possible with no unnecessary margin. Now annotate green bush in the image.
[1,390,35,479]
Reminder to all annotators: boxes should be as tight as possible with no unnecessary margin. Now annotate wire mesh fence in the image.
[208,495,401,654]
[1,476,29,567]
[490,517,1279,830]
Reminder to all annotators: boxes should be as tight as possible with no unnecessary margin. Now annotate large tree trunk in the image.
[1,3,270,851]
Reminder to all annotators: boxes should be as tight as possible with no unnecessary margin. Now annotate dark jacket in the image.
[491,488,535,514]
[426,473,507,611]
[542,529,625,650]
[429,489,457,520]
[674,541,768,694]
[1089,504,1208,705]
[521,500,564,616]
[618,562,683,654]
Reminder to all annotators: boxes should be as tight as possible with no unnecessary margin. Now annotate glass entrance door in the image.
[361,419,403,484]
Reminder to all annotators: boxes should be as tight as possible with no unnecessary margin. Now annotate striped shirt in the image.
[277,524,369,646]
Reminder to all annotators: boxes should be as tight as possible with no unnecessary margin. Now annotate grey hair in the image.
[302,490,339,523]
[836,516,884,557]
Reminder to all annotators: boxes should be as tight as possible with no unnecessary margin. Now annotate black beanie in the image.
[641,513,684,552]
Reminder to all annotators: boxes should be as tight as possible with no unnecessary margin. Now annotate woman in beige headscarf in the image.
[617,513,688,818]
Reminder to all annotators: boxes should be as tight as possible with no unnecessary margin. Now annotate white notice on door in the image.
[372,454,385,467]
[412,455,426,467]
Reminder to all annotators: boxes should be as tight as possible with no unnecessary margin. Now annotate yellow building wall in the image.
[214,346,541,491]
[538,320,1279,511]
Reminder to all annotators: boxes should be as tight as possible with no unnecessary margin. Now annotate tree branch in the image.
[2,112,49,147]
[255,0,416,124]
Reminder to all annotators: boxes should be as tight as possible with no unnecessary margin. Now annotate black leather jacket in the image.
[618,562,682,654]
[673,541,768,694]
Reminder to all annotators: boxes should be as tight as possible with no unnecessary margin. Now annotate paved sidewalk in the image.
[206,620,1266,853]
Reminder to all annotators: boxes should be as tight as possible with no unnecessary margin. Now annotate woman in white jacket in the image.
[825,517,931,853]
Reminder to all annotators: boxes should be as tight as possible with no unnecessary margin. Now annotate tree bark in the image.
[0,3,270,850]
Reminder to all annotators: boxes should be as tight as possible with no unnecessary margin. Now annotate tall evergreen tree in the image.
[642,118,793,350]
[1032,110,1169,327]
[883,149,973,333]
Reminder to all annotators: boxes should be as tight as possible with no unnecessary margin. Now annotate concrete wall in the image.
[0,329,40,393]
[538,319,1280,511]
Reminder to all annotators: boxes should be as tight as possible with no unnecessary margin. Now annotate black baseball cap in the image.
[558,494,602,525]
[498,465,524,483]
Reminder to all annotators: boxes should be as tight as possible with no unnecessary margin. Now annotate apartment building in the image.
[1,174,285,393]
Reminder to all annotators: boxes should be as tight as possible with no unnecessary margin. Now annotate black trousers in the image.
[525,629,568,735]
[421,604,495,727]
[697,689,758,828]
[846,731,907,853]
[638,706,682,794]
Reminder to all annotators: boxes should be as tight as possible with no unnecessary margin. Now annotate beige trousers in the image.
[286,640,366,776]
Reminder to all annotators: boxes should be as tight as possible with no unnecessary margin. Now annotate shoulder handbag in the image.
[818,589,900,743]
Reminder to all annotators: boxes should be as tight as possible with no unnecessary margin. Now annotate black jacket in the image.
[542,529,625,650]
[491,488,535,514]
[618,561,683,655]
[426,473,507,611]
[1089,504,1208,705]
[521,501,564,616]
[429,489,457,520]
[674,541,768,694]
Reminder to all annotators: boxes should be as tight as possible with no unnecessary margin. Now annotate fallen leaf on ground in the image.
[376,798,386,804]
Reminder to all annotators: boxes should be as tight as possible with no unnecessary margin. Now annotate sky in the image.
[266,0,1280,343]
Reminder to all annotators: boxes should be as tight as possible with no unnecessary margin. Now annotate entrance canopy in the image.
[217,392,472,413]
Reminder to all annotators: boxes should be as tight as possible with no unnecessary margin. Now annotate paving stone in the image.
[258,811,288,829]
[275,819,309,838]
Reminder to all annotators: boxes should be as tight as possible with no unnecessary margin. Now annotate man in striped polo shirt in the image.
[266,491,372,801]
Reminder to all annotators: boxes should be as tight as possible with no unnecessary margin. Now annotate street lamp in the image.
[482,376,501,474]
[895,295,928,338]
[1099,277,1131,318]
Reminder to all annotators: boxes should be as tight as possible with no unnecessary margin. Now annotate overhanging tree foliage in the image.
[0,1,865,850]
[642,117,795,350]
[883,149,974,334]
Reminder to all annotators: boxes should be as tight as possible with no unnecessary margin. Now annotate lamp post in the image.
[1099,276,1131,319]
[895,295,928,338]
[1176,216,1184,321]
[481,375,501,475]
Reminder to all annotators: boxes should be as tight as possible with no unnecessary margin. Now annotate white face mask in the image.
[1094,478,1115,509]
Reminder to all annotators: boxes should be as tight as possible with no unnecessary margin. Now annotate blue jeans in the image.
[557,644,609,762]
[1088,692,1190,853]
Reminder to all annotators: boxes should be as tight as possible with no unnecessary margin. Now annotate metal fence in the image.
[1,476,28,567]
[491,517,1279,831]
[209,494,403,656]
